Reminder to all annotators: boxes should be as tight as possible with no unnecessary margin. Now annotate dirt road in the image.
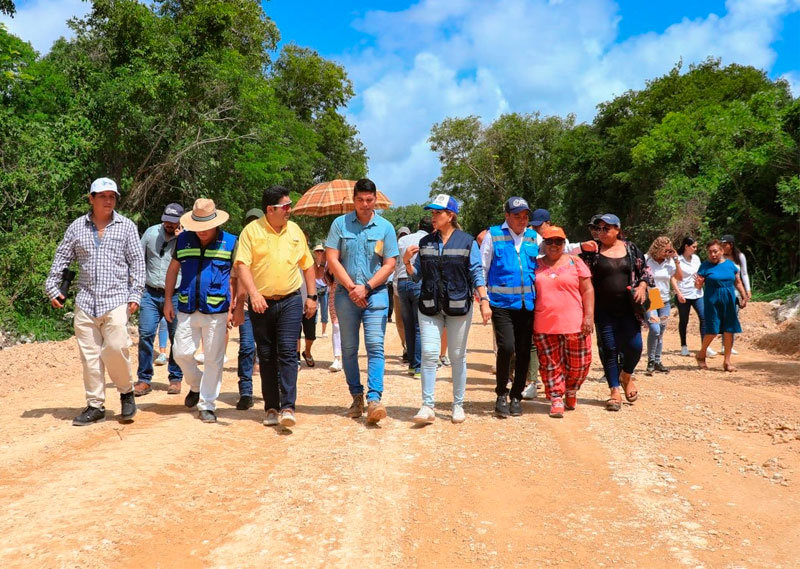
[1,304,798,569]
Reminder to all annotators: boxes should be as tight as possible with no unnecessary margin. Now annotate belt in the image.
[264,290,300,301]
[146,285,165,294]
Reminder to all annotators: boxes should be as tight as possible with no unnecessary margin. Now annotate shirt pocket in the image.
[340,235,357,261]
[209,259,230,291]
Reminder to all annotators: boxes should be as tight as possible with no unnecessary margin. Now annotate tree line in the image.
[0,0,366,339]
[428,59,800,295]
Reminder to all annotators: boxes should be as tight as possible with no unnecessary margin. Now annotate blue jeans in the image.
[237,310,255,396]
[646,303,671,364]
[419,307,472,407]
[335,285,388,402]
[316,287,329,325]
[250,294,303,411]
[157,317,168,349]
[137,288,182,383]
[677,297,705,346]
[595,309,643,389]
[396,278,421,371]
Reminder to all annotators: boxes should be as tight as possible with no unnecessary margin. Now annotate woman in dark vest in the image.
[402,194,491,424]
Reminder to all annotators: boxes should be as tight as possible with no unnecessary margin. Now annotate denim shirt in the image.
[325,211,399,286]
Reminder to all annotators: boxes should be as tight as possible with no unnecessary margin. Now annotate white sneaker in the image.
[195,352,204,364]
[412,406,435,424]
[521,383,537,400]
[154,352,168,366]
[680,345,690,356]
[452,405,465,423]
[263,409,279,426]
[329,358,342,372]
[730,347,738,355]
[706,347,718,357]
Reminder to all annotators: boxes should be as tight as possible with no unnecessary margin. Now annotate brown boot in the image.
[133,382,152,397]
[366,400,387,424]
[167,381,181,395]
[346,394,364,418]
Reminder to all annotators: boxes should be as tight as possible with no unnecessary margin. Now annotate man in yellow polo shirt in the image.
[234,186,317,428]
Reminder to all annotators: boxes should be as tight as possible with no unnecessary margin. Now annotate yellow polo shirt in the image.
[236,218,313,296]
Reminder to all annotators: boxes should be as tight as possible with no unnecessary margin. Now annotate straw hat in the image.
[180,198,229,231]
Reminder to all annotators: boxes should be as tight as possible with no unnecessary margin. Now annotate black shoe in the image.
[120,391,137,421]
[645,360,655,376]
[199,410,217,423]
[236,395,254,410]
[401,350,409,363]
[494,395,510,418]
[185,390,200,408]
[72,406,106,426]
[654,362,670,373]
[509,398,523,416]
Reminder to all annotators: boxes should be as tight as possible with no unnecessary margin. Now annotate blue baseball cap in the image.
[597,213,621,227]
[505,197,531,214]
[161,203,184,223]
[529,208,551,227]
[425,194,459,214]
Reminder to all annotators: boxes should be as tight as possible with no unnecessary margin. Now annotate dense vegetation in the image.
[0,0,366,339]
[429,60,800,294]
[1,1,798,341]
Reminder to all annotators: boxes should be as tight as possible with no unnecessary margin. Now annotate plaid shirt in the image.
[45,211,145,317]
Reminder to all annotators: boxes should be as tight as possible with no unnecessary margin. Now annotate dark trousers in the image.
[677,297,705,346]
[237,310,255,396]
[387,282,394,321]
[595,308,643,390]
[249,293,303,411]
[491,307,534,399]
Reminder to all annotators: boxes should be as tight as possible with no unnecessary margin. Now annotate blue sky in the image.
[4,0,800,205]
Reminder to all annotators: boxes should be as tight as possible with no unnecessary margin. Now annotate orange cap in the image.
[541,225,567,240]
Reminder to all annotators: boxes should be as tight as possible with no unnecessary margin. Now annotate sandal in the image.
[605,389,622,412]
[695,353,708,370]
[620,375,639,403]
[302,351,315,367]
[723,362,737,373]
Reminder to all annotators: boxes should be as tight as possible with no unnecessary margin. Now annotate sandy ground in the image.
[0,303,798,569]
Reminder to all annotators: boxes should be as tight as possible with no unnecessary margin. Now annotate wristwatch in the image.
[307,294,318,301]
[480,296,489,303]
[365,282,373,294]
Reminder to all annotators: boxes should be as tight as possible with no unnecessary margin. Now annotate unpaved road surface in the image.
[1,303,798,568]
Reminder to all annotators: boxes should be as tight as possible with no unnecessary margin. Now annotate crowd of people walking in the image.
[45,177,750,427]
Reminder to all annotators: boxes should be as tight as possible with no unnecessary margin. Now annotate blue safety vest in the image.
[418,229,475,317]
[486,225,537,310]
[175,230,237,314]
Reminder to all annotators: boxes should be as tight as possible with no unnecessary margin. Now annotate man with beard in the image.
[134,203,185,396]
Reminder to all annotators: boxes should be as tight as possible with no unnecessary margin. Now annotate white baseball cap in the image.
[89,177,119,195]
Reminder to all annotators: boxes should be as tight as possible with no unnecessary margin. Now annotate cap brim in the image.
[161,215,181,223]
[424,204,446,210]
[180,210,229,231]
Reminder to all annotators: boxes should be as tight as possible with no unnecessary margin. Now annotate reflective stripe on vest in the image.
[175,230,237,314]
[486,225,537,310]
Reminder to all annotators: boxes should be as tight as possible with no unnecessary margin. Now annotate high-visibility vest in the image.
[418,229,475,316]
[486,225,537,310]
[175,230,237,314]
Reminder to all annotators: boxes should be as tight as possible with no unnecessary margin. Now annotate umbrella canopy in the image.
[293,179,392,217]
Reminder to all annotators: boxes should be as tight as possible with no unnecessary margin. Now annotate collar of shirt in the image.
[347,210,376,228]
[262,217,289,235]
[85,210,123,227]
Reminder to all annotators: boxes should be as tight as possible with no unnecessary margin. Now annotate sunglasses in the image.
[588,224,600,231]
[544,238,565,246]
[596,225,614,233]
[271,202,292,212]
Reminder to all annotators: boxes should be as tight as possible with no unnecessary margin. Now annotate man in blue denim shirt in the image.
[325,178,399,424]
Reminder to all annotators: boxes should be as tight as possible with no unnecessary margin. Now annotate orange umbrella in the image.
[293,179,392,217]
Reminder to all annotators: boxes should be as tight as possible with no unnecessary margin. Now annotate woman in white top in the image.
[720,234,750,355]
[644,236,682,374]
[675,237,707,356]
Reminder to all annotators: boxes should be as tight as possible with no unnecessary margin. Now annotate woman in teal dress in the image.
[695,240,748,372]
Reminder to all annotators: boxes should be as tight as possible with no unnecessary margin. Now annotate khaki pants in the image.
[393,288,405,350]
[74,304,134,408]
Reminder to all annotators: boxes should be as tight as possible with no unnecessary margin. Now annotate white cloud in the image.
[781,71,800,96]
[347,0,800,205]
[0,0,90,55]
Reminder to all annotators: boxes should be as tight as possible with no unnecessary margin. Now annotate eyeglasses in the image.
[664,249,675,254]
[544,238,565,246]
[588,224,600,231]
[596,225,614,234]
[272,202,292,212]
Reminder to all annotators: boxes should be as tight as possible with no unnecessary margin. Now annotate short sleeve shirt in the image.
[325,211,399,286]
[646,256,677,303]
[534,256,591,334]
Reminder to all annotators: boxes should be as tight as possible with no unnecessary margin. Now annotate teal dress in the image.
[698,260,741,334]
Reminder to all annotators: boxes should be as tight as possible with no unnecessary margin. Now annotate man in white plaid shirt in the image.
[45,177,146,426]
